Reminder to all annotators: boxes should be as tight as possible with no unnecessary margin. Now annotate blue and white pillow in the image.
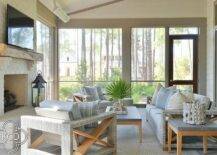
[96,86,106,100]
[82,86,100,101]
[155,86,177,109]
[78,101,99,128]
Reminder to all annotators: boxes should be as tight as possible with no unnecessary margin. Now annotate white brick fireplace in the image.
[0,44,43,116]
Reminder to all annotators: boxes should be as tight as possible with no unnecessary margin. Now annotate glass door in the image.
[169,35,198,92]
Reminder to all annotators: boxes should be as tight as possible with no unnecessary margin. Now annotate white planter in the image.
[183,101,206,125]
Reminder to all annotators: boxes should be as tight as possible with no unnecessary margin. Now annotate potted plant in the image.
[106,79,131,113]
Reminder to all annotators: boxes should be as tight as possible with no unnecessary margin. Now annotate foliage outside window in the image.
[36,21,54,100]
[173,39,193,80]
[131,28,166,103]
[59,29,122,100]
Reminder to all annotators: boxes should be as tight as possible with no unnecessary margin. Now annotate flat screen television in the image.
[6,5,34,50]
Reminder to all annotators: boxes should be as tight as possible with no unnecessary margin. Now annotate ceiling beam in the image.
[68,0,125,15]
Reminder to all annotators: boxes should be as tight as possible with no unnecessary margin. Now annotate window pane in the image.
[173,39,193,80]
[58,29,122,100]
[59,29,122,83]
[169,27,198,35]
[175,85,193,92]
[36,21,54,100]
[131,28,165,81]
[131,82,164,104]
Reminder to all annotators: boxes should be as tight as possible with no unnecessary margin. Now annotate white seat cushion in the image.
[35,107,72,121]
[39,100,82,120]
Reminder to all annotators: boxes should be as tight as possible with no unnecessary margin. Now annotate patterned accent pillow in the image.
[78,101,99,128]
[82,86,100,101]
[155,86,177,109]
[96,86,106,100]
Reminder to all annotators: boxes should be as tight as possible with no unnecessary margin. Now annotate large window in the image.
[36,21,54,100]
[131,28,165,103]
[57,26,200,104]
[59,29,122,100]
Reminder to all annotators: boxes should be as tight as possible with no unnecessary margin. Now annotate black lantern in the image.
[32,71,47,107]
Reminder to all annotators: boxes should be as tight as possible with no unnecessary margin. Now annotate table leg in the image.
[177,133,182,155]
[203,136,208,154]
[138,121,142,143]
[167,125,172,152]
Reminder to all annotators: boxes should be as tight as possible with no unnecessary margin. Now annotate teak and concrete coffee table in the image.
[106,106,142,143]
[168,119,217,155]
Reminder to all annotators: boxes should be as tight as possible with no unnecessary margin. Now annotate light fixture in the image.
[39,0,70,23]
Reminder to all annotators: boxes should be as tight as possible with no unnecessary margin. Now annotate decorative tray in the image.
[108,106,128,115]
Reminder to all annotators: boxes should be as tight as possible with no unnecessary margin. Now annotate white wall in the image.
[70,0,207,19]
[207,0,216,101]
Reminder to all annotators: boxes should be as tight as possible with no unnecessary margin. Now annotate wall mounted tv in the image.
[6,5,34,50]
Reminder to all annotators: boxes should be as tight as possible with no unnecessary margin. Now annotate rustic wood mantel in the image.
[0,43,43,61]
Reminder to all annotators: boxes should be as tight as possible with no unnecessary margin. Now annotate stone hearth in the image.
[0,44,43,116]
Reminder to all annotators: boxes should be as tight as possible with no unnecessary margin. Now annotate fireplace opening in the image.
[4,74,28,112]
[4,90,18,112]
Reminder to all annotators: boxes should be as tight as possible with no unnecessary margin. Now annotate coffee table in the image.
[106,106,142,143]
[168,119,217,155]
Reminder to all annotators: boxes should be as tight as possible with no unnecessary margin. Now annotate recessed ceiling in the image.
[57,0,116,14]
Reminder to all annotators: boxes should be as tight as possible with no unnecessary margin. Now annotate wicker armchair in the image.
[21,112,117,155]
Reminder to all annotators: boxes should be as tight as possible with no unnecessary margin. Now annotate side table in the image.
[168,119,217,155]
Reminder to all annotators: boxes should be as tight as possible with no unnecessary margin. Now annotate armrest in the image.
[69,112,116,128]
[21,112,116,131]
[21,115,68,134]
[21,115,68,124]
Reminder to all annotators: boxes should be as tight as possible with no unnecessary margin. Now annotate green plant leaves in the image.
[106,79,131,100]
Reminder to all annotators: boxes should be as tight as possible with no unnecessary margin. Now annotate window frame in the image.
[168,34,198,93]
[57,18,206,104]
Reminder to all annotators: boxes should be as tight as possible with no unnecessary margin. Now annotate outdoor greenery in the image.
[131,82,159,103]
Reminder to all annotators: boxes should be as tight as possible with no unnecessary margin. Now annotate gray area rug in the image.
[1,108,217,155]
[116,109,217,155]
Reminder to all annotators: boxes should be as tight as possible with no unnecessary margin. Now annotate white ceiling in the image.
[57,0,114,14]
